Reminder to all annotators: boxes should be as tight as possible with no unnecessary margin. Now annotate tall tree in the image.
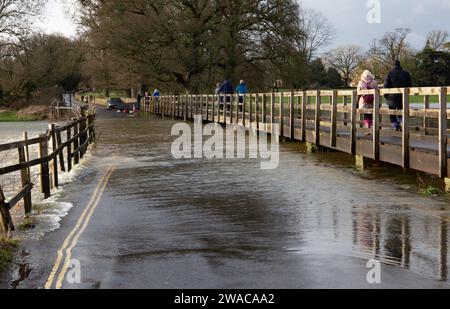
[296,8,335,63]
[324,45,363,86]
[426,30,449,52]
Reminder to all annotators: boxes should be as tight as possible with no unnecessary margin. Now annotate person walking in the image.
[235,80,248,112]
[144,92,150,111]
[357,70,378,132]
[153,89,161,114]
[218,80,233,111]
[384,60,412,131]
[136,92,142,111]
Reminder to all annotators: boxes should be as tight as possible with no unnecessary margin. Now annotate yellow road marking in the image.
[45,166,115,289]
[55,167,114,289]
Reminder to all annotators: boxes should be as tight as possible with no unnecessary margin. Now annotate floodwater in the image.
[0,121,80,240]
[3,111,450,288]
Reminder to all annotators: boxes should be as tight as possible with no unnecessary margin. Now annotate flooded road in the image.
[2,109,450,289]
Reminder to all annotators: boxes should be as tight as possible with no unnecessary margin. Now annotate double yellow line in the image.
[45,166,115,289]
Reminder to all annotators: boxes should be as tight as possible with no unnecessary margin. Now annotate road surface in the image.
[2,107,450,289]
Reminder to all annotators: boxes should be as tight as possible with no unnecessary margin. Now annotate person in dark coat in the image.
[136,93,142,111]
[218,80,234,111]
[384,60,412,131]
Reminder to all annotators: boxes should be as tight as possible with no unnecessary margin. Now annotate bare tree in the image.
[0,0,46,42]
[296,8,335,62]
[324,45,363,86]
[426,30,449,51]
[368,28,412,71]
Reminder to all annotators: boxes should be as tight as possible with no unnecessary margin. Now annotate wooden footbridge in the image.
[150,86,450,181]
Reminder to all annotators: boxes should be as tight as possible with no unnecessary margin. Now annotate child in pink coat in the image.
[357,70,378,130]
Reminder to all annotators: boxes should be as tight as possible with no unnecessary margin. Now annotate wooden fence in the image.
[154,86,450,179]
[0,112,96,235]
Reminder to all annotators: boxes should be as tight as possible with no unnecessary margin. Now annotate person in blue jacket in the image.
[236,80,248,112]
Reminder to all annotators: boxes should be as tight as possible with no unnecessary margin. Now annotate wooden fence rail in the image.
[153,86,450,180]
[0,113,96,236]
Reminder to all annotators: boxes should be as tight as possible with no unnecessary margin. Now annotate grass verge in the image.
[0,110,42,122]
[0,238,18,272]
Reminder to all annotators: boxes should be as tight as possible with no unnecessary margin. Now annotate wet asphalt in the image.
[2,107,450,289]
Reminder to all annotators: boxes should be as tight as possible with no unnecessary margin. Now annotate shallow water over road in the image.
[4,110,450,288]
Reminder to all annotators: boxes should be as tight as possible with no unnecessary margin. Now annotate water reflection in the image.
[351,202,448,281]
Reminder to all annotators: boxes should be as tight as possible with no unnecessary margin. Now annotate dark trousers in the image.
[388,101,403,130]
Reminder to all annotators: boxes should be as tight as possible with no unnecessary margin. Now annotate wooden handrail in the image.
[0,115,96,236]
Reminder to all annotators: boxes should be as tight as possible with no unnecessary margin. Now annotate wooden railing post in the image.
[255,94,259,130]
[67,127,72,172]
[18,144,32,214]
[271,92,275,131]
[0,186,14,235]
[301,91,307,142]
[331,90,338,148]
[49,124,59,188]
[262,94,266,127]
[373,89,381,161]
[56,129,65,172]
[289,91,294,139]
[235,94,239,125]
[402,88,410,168]
[315,90,321,145]
[242,95,246,127]
[351,90,358,155]
[439,87,448,178]
[279,93,284,138]
[211,95,215,122]
[223,95,227,124]
[39,134,51,199]
[73,121,80,165]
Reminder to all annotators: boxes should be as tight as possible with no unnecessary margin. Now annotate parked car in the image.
[107,98,126,110]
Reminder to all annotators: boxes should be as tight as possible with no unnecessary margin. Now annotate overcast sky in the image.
[300,0,450,53]
[40,0,450,52]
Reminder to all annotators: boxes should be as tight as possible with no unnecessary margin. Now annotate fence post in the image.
[0,186,14,235]
[402,88,410,168]
[262,94,266,128]
[39,134,51,199]
[315,90,321,145]
[235,94,239,125]
[373,88,381,161]
[343,95,349,126]
[439,87,448,178]
[49,124,59,188]
[67,127,72,172]
[73,121,80,165]
[271,92,275,133]
[289,91,294,139]
[255,94,259,130]
[223,95,227,124]
[301,91,307,142]
[351,90,358,155]
[331,90,338,148]
[18,145,32,214]
[56,129,65,172]
[279,93,284,138]
[23,132,31,179]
